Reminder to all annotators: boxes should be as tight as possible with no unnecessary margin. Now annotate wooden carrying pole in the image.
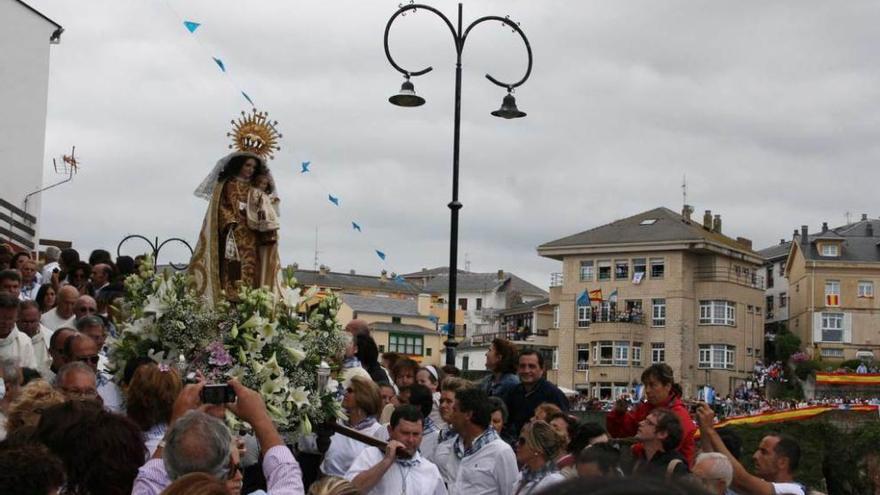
[326,422,412,459]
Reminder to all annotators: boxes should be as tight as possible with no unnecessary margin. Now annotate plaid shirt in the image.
[453,427,498,460]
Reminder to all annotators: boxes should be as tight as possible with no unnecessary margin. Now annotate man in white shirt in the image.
[346,405,447,495]
[64,333,123,413]
[41,285,78,332]
[40,246,61,283]
[697,404,805,495]
[442,387,518,495]
[0,294,37,369]
[16,301,52,375]
[19,259,41,301]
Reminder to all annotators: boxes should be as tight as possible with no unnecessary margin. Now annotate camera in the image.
[200,384,236,404]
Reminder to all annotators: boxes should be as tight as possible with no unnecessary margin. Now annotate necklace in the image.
[398,463,413,495]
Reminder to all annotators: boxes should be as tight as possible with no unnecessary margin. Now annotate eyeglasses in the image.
[76,355,100,365]
[62,387,98,400]
[226,459,241,480]
[77,307,97,314]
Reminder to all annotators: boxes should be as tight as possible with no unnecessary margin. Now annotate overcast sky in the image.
[27,0,880,289]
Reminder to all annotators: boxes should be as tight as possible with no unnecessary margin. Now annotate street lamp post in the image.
[384,3,533,366]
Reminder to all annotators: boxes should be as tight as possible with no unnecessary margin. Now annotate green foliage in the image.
[794,359,821,381]
[775,331,802,363]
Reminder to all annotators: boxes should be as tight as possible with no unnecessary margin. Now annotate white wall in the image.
[456,347,488,372]
[764,258,789,323]
[0,1,59,249]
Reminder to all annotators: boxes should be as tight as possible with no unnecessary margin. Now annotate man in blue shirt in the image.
[503,349,569,443]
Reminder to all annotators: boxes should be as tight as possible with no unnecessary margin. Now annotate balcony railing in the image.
[550,272,563,288]
[472,328,549,344]
[695,267,765,290]
[590,309,645,325]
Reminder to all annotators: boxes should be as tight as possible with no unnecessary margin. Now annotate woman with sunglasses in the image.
[320,376,388,478]
[513,420,566,495]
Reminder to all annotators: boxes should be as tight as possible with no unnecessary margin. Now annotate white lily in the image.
[290,386,311,409]
[285,345,307,365]
[265,352,283,377]
[299,416,312,436]
[282,287,302,309]
[240,313,267,330]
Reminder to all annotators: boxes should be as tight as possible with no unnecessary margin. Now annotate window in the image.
[650,258,665,278]
[699,300,736,326]
[552,349,559,370]
[820,348,844,358]
[825,280,840,306]
[640,218,658,225]
[426,348,432,356]
[821,312,844,342]
[462,355,469,371]
[392,316,402,324]
[613,341,629,366]
[579,261,594,281]
[577,305,591,328]
[699,344,735,369]
[615,260,629,280]
[779,293,787,308]
[458,298,468,310]
[476,298,483,310]
[598,260,612,281]
[766,295,774,317]
[651,343,665,363]
[747,347,753,356]
[577,344,590,371]
[553,306,560,328]
[821,244,840,257]
[858,281,874,298]
[633,258,647,277]
[631,342,642,366]
[766,266,774,288]
[389,334,424,355]
[652,299,666,327]
[378,345,385,352]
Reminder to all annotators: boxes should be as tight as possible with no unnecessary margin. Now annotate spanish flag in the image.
[589,289,603,302]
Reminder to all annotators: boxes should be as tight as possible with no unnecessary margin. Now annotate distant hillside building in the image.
[538,206,765,398]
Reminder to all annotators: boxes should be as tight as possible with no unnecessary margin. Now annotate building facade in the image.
[538,206,765,398]
[785,217,880,362]
[757,239,791,360]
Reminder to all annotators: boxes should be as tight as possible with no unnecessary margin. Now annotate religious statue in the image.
[188,109,284,304]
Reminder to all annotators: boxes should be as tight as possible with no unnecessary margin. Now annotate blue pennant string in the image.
[212,57,226,72]
[393,275,406,284]
[428,315,439,323]
[183,20,201,33]
[301,161,311,174]
[352,222,362,232]
[375,250,386,261]
[442,323,453,334]
[328,194,339,206]
[241,91,255,106]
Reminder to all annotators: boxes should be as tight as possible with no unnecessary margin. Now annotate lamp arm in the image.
[461,15,533,90]
[383,3,459,78]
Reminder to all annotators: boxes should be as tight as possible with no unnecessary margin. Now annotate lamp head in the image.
[389,76,425,107]
[491,91,526,119]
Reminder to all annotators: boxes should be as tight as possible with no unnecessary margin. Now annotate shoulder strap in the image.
[665,458,683,482]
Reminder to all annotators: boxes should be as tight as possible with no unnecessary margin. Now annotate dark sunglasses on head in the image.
[76,355,100,365]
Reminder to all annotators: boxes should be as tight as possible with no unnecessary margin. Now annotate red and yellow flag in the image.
[589,289,603,302]
[815,372,880,386]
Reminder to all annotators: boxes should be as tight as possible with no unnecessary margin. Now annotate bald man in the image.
[74,295,98,321]
[345,319,370,337]
[42,285,78,332]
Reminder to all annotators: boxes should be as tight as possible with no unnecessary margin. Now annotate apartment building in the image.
[537,206,765,398]
[758,239,792,359]
[785,216,880,362]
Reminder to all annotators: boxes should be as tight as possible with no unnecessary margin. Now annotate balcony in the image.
[550,272,563,288]
[471,328,549,345]
[695,267,765,290]
[590,309,645,325]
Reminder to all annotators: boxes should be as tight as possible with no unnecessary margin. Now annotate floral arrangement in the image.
[108,257,347,437]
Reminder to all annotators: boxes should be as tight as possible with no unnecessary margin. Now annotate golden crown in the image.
[227,109,282,160]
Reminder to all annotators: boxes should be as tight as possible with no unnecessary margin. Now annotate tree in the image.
[774,331,802,363]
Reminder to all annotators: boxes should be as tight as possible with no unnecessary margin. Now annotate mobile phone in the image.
[201,384,236,404]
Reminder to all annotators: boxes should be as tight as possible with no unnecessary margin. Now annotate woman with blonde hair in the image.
[513,420,566,494]
[160,472,227,495]
[320,376,387,477]
[308,476,360,495]
[125,362,183,457]
[6,379,65,435]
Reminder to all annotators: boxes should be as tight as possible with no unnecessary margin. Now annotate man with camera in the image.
[132,377,304,495]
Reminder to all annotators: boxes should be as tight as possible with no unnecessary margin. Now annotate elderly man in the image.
[76,315,109,372]
[40,246,62,283]
[0,294,37,369]
[64,334,122,413]
[19,259,41,301]
[41,285,78,331]
[73,295,98,321]
[698,403,806,495]
[16,300,52,376]
[693,452,734,495]
[90,263,113,298]
[47,327,76,378]
[132,378,304,495]
[55,361,100,403]
[346,405,447,495]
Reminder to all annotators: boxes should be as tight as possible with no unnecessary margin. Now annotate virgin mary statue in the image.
[188,110,283,305]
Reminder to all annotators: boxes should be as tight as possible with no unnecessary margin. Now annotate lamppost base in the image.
[444,339,459,367]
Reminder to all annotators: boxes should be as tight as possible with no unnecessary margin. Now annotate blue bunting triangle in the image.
[328,194,339,206]
[301,162,311,174]
[183,21,201,33]
[212,57,226,72]
[375,250,386,260]
[352,222,362,232]
[241,91,255,106]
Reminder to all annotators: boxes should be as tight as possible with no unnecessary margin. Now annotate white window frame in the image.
[651,343,665,363]
[699,300,736,326]
[553,306,560,328]
[650,258,665,279]
[858,281,874,298]
[651,298,666,327]
[825,280,841,307]
[821,244,839,257]
[597,260,612,281]
[576,344,590,371]
[579,260,594,282]
[631,342,642,366]
[820,348,844,358]
[614,260,629,280]
[698,344,735,369]
[613,341,629,366]
[596,341,614,365]
[820,312,844,342]
[779,292,788,308]
[632,258,647,277]
[577,305,591,328]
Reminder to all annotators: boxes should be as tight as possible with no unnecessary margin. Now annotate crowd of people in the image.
[0,244,871,494]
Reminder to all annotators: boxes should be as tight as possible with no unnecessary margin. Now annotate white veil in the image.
[193,151,266,201]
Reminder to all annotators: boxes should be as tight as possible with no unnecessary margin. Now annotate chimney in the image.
[417,293,432,316]
[801,225,808,245]
[318,264,329,276]
[380,269,388,282]
[867,223,874,237]
[712,214,722,234]
[292,262,299,270]
[497,269,505,280]
[780,238,786,245]
[703,210,712,230]
[736,237,753,250]
[349,269,356,275]
[681,204,694,222]
[822,222,828,232]
[862,213,868,221]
